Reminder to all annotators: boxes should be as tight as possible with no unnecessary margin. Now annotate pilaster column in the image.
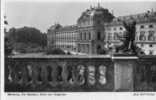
[112,56,138,91]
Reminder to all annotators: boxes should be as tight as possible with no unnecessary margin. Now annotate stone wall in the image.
[5,55,114,92]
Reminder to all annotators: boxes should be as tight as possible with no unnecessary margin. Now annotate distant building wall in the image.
[47,25,78,52]
[105,11,156,55]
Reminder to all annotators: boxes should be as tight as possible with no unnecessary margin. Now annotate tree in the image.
[4,16,13,56]
[7,27,47,53]
[8,27,46,46]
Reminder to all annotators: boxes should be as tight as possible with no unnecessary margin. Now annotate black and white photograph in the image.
[1,0,156,99]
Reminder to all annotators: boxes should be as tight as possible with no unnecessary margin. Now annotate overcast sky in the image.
[5,0,156,32]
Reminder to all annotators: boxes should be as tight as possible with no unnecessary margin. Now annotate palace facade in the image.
[47,4,156,55]
[47,24,78,52]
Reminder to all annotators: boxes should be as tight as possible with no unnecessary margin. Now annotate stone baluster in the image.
[7,65,12,83]
[8,62,17,84]
[60,62,69,85]
[76,65,85,86]
[31,64,40,86]
[99,65,107,85]
[26,64,33,84]
[56,66,63,84]
[21,64,28,85]
[40,65,48,84]
[10,62,18,84]
[87,65,96,86]
[14,62,23,85]
[47,65,53,82]
[68,65,77,85]
[51,62,58,86]
[5,58,9,84]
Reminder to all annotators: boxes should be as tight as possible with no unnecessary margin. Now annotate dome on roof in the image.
[77,5,114,24]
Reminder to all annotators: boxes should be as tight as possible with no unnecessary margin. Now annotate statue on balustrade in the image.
[115,20,145,55]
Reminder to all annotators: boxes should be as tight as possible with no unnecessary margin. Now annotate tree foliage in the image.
[7,27,47,53]
[8,27,47,47]
[4,15,13,56]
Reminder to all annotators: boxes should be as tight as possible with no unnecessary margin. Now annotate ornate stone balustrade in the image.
[5,55,156,92]
[134,56,156,91]
[5,55,114,92]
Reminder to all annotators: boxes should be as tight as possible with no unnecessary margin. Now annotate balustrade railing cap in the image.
[9,54,111,59]
[111,56,138,60]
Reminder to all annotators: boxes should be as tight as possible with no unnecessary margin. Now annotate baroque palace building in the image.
[47,4,156,55]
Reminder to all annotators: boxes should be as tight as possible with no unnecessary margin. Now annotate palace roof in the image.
[77,4,114,23]
[106,10,156,26]
[49,24,78,32]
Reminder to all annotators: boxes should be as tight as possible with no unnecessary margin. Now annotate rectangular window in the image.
[84,32,86,40]
[149,44,153,47]
[114,27,116,31]
[139,31,146,41]
[97,32,101,40]
[120,27,123,30]
[114,32,118,40]
[149,24,154,28]
[149,50,153,55]
[148,31,155,41]
[140,25,144,29]
[80,33,82,40]
[88,32,91,40]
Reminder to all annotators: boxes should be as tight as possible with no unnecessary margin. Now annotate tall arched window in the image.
[86,32,89,40]
[84,32,86,40]
[80,32,82,40]
[97,32,101,40]
[88,32,91,40]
